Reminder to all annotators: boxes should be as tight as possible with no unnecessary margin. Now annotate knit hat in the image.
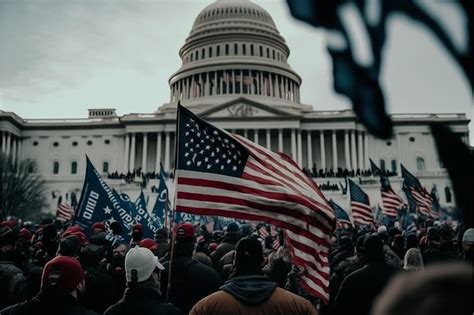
[91,222,106,235]
[462,228,474,244]
[41,256,84,292]
[125,247,164,283]
[139,238,158,251]
[174,222,194,239]
[377,225,387,234]
[133,223,143,233]
[19,228,32,241]
[225,222,241,235]
[235,237,264,270]
[155,228,168,240]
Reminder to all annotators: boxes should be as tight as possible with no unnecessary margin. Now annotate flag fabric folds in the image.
[133,191,159,238]
[401,164,434,218]
[152,164,169,225]
[174,104,336,302]
[75,156,134,243]
[380,177,404,218]
[56,203,74,221]
[348,179,374,226]
[369,158,382,177]
[329,199,352,226]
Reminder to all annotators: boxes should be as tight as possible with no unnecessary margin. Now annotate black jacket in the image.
[160,255,222,314]
[0,288,97,315]
[334,262,398,315]
[0,261,26,310]
[104,285,184,315]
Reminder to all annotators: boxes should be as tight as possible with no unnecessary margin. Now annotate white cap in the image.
[125,246,164,283]
[377,225,387,234]
[463,228,474,244]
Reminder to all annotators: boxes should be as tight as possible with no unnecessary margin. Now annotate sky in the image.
[0,0,472,139]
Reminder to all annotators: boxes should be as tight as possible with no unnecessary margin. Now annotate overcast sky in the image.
[0,0,472,138]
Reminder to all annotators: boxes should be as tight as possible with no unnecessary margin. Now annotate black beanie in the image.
[235,237,263,272]
[364,235,384,262]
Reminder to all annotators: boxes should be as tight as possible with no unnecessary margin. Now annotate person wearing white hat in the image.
[104,247,184,315]
[462,228,474,263]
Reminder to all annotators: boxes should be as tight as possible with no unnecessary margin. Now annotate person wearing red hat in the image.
[131,223,144,246]
[90,222,107,236]
[159,222,222,314]
[140,238,159,256]
[0,256,97,315]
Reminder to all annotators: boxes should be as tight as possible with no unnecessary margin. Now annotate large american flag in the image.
[380,178,404,218]
[56,203,74,221]
[348,179,374,225]
[174,104,335,302]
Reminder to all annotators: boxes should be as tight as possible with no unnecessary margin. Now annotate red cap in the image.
[197,235,206,244]
[209,242,218,252]
[41,256,84,292]
[1,221,16,228]
[139,238,158,251]
[133,224,143,233]
[174,222,195,239]
[19,228,32,240]
[63,229,87,247]
[64,225,84,235]
[91,222,106,234]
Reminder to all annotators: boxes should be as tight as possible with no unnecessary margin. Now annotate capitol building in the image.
[0,0,470,214]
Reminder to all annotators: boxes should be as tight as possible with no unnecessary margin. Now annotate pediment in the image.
[200,98,293,119]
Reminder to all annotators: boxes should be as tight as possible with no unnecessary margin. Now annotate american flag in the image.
[348,179,374,226]
[259,225,280,250]
[329,199,352,226]
[401,164,434,218]
[380,177,404,218]
[57,203,74,221]
[174,104,335,302]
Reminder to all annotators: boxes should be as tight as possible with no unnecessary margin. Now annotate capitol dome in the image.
[167,0,303,112]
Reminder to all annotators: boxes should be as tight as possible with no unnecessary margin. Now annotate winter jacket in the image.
[160,254,222,314]
[0,261,26,309]
[104,284,183,315]
[82,264,116,313]
[334,262,398,315]
[0,288,98,315]
[190,274,318,315]
[211,236,239,268]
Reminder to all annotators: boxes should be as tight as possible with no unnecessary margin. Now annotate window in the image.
[87,140,93,146]
[72,141,78,147]
[445,187,452,203]
[208,46,212,57]
[266,47,270,58]
[71,161,77,174]
[225,44,229,55]
[242,44,246,55]
[391,159,397,173]
[53,162,60,174]
[103,161,109,173]
[53,141,59,147]
[104,139,110,145]
[33,141,38,146]
[201,48,205,59]
[386,141,392,146]
[416,157,425,171]
[272,50,275,59]
[409,136,415,142]
[250,44,254,56]
[190,53,193,62]
[380,159,386,171]
[259,45,263,57]
[216,45,220,57]
[234,43,238,54]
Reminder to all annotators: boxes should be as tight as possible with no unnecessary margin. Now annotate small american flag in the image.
[381,180,404,218]
[348,179,374,226]
[57,203,74,221]
[401,165,435,218]
[174,104,335,302]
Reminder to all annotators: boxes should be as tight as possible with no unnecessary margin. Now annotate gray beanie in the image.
[462,228,474,244]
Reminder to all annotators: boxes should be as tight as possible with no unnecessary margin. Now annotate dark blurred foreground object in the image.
[286,0,472,139]
[431,124,474,227]
[372,262,473,315]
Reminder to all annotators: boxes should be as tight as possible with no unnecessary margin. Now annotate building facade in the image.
[0,0,470,214]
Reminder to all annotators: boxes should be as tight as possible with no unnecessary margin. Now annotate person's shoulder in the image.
[272,288,318,314]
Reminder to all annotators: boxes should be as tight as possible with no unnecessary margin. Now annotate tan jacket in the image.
[190,287,319,315]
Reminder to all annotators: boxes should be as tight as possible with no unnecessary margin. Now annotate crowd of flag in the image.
[55,104,451,304]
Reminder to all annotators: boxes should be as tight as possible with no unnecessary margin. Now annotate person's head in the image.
[131,224,144,242]
[427,227,441,247]
[110,221,122,235]
[233,236,264,275]
[90,222,106,236]
[57,235,81,257]
[363,234,384,263]
[225,222,242,238]
[339,236,354,253]
[125,246,164,288]
[41,256,85,299]
[154,228,168,242]
[173,222,196,256]
[139,238,158,255]
[113,243,129,259]
[462,228,474,255]
[403,248,424,271]
[0,226,17,259]
[372,263,473,315]
[405,233,419,250]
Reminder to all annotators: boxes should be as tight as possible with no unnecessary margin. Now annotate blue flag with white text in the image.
[152,164,169,224]
[75,157,135,243]
[132,191,159,238]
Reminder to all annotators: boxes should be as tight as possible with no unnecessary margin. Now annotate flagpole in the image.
[165,207,176,303]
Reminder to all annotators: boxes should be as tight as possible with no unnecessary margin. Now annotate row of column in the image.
[170,70,300,103]
[1,131,22,162]
[123,129,369,173]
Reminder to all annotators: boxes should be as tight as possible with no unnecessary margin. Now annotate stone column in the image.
[240,70,243,93]
[155,132,162,172]
[124,133,130,172]
[130,133,136,172]
[278,129,283,152]
[358,131,364,170]
[164,132,171,171]
[269,73,274,97]
[332,130,338,171]
[12,137,17,162]
[344,130,351,170]
[5,132,11,156]
[1,131,5,153]
[142,133,148,172]
[291,129,297,160]
[364,133,369,170]
[320,131,326,170]
[351,130,357,170]
[254,129,259,145]
[297,130,302,166]
[266,129,271,150]
[307,130,313,169]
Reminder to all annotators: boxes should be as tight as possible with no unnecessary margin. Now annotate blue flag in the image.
[75,157,135,243]
[329,199,352,225]
[152,164,169,224]
[132,191,159,238]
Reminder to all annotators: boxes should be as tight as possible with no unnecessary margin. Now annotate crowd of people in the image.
[302,167,397,179]
[0,217,472,315]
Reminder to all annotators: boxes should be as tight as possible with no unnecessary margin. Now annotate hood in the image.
[221,275,277,305]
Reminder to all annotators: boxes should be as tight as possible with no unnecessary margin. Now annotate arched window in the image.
[53,161,60,174]
[250,44,254,56]
[71,161,77,175]
[216,45,220,57]
[391,159,397,173]
[266,47,270,58]
[208,46,212,57]
[445,187,452,203]
[234,43,238,54]
[225,44,229,55]
[242,44,246,55]
[201,48,205,59]
[380,159,386,171]
[103,161,109,173]
[195,51,198,61]
[416,157,425,171]
[259,45,263,57]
